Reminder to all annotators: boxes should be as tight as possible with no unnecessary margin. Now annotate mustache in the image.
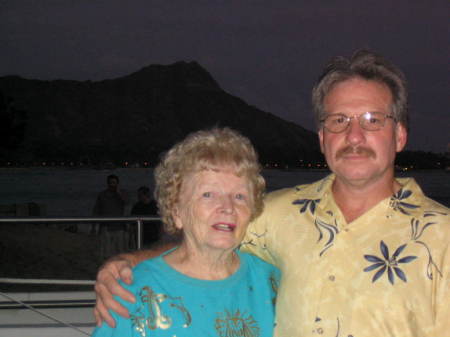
[336,146,376,159]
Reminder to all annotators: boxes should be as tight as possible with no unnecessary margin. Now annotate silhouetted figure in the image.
[93,174,129,259]
[130,186,162,247]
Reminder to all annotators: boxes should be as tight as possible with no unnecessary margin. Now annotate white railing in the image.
[0,215,160,286]
[0,215,160,250]
[0,216,160,336]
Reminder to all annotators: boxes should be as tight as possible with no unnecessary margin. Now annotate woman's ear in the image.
[172,206,183,230]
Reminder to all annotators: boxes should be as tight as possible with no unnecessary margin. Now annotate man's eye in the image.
[329,116,346,124]
[365,113,383,125]
[369,116,383,124]
[202,192,212,198]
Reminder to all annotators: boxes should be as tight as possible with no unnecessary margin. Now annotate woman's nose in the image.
[219,195,234,214]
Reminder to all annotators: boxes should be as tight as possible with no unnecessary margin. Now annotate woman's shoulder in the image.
[127,256,166,287]
[238,252,280,293]
[133,254,162,271]
[239,251,280,274]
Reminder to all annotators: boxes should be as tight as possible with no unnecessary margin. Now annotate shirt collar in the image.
[389,177,426,216]
[293,174,426,215]
[292,174,335,210]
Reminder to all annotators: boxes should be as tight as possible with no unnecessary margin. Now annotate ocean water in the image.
[0,167,448,283]
[0,168,449,215]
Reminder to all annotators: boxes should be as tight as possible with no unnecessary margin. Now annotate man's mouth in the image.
[336,146,375,159]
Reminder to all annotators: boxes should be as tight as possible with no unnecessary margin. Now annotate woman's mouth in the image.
[212,223,236,232]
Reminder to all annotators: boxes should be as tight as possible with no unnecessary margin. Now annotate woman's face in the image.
[173,168,253,254]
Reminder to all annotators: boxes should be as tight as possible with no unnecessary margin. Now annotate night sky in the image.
[1,1,448,152]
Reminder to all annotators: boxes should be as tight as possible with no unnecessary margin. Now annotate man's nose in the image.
[345,118,366,145]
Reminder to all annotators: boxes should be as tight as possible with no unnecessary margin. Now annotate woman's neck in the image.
[163,244,240,280]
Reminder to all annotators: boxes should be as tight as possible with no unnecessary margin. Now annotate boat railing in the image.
[0,216,160,336]
[0,215,159,248]
[0,216,160,285]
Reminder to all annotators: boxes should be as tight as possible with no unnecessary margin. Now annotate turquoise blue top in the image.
[92,250,280,337]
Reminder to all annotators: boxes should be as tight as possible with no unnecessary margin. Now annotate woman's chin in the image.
[204,239,239,253]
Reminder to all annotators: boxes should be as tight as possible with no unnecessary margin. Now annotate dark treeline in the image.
[0,151,447,170]
[395,151,448,170]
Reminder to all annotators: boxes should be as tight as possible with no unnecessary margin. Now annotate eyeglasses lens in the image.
[324,112,388,133]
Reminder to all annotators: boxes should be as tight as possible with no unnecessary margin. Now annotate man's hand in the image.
[94,257,136,327]
[93,248,170,327]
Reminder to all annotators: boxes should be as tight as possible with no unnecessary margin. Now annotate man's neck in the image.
[332,174,401,223]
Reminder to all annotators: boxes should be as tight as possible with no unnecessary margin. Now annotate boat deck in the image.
[0,291,95,336]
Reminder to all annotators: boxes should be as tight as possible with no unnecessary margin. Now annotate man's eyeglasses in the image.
[320,112,396,133]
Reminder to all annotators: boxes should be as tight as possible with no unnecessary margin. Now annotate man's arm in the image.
[239,190,285,266]
[94,244,176,327]
[434,239,450,336]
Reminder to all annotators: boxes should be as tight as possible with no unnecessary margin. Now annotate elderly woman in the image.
[92,128,279,337]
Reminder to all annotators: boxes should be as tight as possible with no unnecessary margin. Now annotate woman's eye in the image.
[235,193,246,200]
[202,192,212,198]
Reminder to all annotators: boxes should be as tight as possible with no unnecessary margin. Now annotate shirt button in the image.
[317,327,324,334]
[328,275,335,281]
[344,228,349,232]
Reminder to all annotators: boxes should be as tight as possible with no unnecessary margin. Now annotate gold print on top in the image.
[215,309,260,337]
[141,286,172,329]
[131,286,191,336]
[169,301,192,328]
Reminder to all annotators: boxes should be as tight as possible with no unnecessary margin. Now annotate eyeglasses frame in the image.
[320,111,397,133]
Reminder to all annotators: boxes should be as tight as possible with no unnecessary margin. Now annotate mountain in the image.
[0,61,321,166]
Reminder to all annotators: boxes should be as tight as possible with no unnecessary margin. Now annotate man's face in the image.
[107,178,118,191]
[138,191,149,202]
[318,78,407,188]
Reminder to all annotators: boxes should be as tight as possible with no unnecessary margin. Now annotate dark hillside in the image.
[0,61,321,165]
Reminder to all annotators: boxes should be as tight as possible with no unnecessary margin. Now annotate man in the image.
[93,50,449,336]
[130,186,158,216]
[130,186,162,247]
[93,174,129,260]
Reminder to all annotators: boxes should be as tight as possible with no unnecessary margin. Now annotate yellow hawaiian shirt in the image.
[241,174,449,337]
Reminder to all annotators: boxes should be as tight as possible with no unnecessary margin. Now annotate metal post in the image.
[137,219,143,250]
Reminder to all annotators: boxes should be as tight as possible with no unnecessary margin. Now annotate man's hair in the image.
[107,174,119,183]
[312,49,408,130]
[154,127,265,234]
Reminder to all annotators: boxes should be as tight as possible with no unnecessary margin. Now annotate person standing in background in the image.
[130,186,161,248]
[93,174,129,260]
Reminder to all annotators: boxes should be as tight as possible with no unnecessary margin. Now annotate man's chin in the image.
[335,168,378,185]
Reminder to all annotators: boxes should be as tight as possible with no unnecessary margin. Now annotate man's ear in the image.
[318,129,325,154]
[395,123,408,152]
